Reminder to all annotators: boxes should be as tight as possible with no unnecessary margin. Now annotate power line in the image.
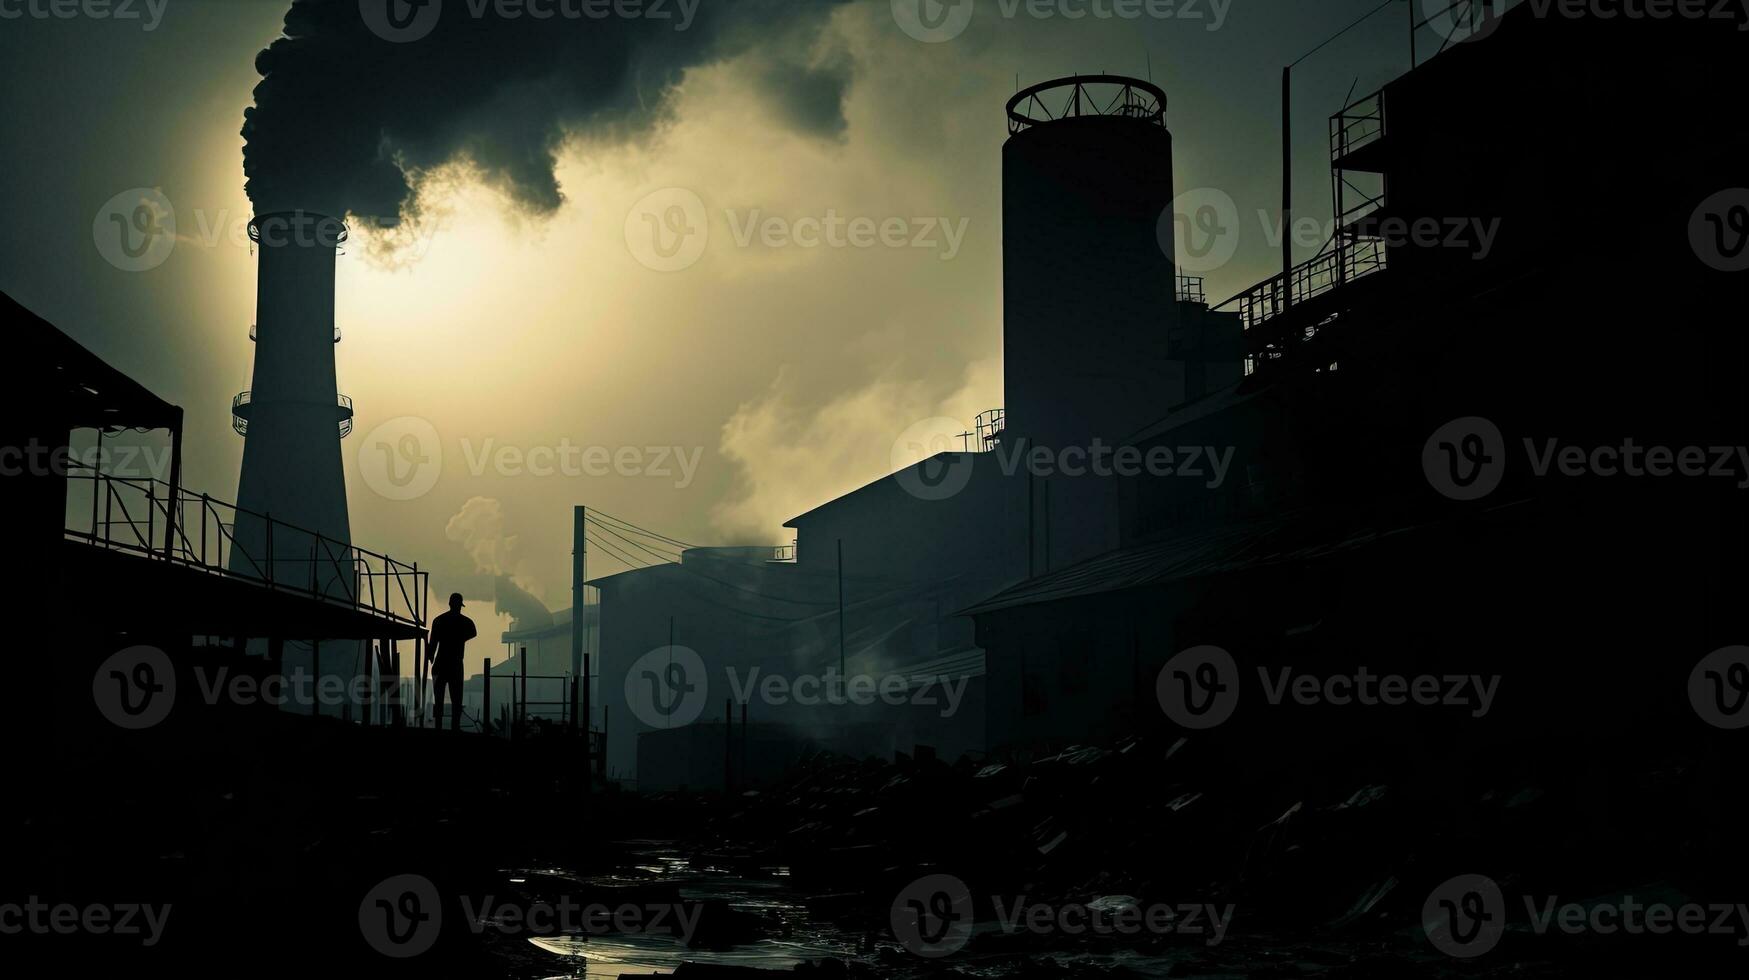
[1290,0,1400,67]
[583,529,655,573]
[584,512,685,557]
[588,509,701,551]
[588,517,683,567]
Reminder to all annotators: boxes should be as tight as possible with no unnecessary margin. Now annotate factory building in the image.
[967,6,1747,750]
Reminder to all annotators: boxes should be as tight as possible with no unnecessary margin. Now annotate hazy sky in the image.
[2,0,1416,630]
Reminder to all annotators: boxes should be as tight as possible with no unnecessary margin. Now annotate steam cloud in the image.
[243,0,851,222]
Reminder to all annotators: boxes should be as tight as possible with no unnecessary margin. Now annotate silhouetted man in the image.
[427,592,476,732]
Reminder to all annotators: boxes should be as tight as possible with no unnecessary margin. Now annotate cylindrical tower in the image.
[1002,75,1179,452]
[231,211,355,594]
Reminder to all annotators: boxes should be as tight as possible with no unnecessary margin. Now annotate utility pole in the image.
[836,539,846,700]
[572,506,585,736]
[1281,65,1293,312]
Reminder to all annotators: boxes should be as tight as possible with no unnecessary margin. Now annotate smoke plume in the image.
[243,0,851,222]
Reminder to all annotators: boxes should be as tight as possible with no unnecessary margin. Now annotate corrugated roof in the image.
[12,291,180,429]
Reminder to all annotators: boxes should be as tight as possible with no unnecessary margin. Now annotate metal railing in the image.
[232,391,355,438]
[976,408,1006,450]
[63,460,427,631]
[1006,75,1167,135]
[1214,237,1388,333]
[1331,91,1386,164]
[1176,275,1207,305]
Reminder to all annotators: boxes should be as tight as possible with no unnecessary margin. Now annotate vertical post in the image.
[741,701,748,790]
[724,698,733,795]
[836,539,846,699]
[162,407,183,557]
[1409,0,1417,68]
[582,650,593,798]
[92,427,103,536]
[1043,480,1052,572]
[412,571,425,728]
[572,506,585,735]
[520,645,529,735]
[362,641,375,726]
[390,640,402,726]
[1027,472,1035,578]
[1281,65,1294,312]
[483,658,493,736]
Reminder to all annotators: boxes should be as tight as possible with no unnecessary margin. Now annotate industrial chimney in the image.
[230,211,354,596]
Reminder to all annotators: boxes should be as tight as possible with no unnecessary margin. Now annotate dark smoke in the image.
[242,0,852,223]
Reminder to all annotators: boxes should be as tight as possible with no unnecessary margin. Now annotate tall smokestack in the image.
[231,211,354,593]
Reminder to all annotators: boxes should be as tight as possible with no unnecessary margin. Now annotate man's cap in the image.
[449,592,465,607]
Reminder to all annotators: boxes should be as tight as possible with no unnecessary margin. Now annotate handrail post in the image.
[162,407,183,557]
[483,659,492,736]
